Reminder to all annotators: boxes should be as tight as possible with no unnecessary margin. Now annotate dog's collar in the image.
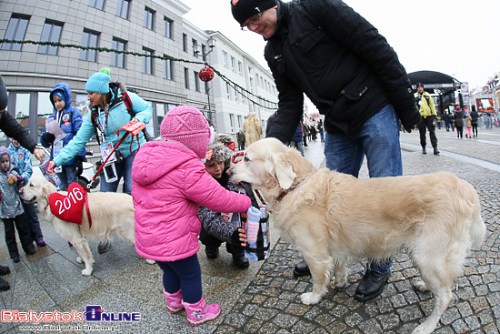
[276,185,297,202]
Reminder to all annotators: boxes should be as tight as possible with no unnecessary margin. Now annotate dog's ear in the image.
[271,152,296,190]
[40,180,53,198]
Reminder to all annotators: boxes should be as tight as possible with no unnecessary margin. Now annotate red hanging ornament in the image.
[199,66,215,82]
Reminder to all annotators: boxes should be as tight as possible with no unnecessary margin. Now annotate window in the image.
[143,47,154,75]
[165,57,174,80]
[80,29,99,62]
[116,0,130,19]
[238,61,243,75]
[194,71,200,92]
[223,51,228,67]
[144,7,155,30]
[37,92,52,138]
[156,103,166,133]
[231,56,236,72]
[184,68,190,89]
[192,39,198,57]
[229,114,235,133]
[1,15,30,51]
[182,34,187,52]
[38,20,63,55]
[89,0,105,10]
[164,17,173,39]
[111,37,127,68]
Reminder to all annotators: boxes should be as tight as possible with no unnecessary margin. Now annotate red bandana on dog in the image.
[49,182,87,225]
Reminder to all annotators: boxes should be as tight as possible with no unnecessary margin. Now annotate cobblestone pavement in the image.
[0,127,498,334]
[215,128,500,334]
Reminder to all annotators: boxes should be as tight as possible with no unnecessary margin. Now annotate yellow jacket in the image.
[414,92,437,118]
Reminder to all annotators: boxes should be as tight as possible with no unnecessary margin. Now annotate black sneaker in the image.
[422,148,427,154]
[0,277,10,291]
[433,148,440,156]
[11,254,20,263]
[354,269,390,301]
[293,260,311,277]
[0,265,10,276]
[98,240,112,254]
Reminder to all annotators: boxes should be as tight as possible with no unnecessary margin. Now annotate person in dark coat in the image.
[454,105,465,139]
[231,0,421,302]
[0,75,46,292]
[470,105,479,137]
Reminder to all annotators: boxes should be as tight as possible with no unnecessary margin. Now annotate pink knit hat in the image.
[160,106,210,159]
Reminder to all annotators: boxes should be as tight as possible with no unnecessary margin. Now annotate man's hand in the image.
[33,148,45,163]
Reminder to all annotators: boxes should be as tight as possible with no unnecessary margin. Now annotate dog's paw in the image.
[145,259,156,265]
[76,256,83,264]
[81,267,93,276]
[300,292,322,305]
[413,280,429,292]
[335,279,349,289]
[334,277,348,288]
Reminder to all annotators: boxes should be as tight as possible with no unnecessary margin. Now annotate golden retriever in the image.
[20,176,138,276]
[230,137,486,334]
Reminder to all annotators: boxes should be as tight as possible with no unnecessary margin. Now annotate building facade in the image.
[0,0,277,147]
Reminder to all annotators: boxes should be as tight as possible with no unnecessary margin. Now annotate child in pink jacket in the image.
[132,106,252,326]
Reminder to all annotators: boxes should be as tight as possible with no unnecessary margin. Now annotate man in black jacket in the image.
[0,75,46,291]
[231,0,421,302]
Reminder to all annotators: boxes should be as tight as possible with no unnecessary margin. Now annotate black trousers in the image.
[418,116,438,149]
[2,213,33,258]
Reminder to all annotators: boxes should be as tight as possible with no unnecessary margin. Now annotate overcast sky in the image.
[182,0,500,91]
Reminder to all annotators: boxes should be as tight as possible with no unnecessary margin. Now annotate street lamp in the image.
[194,36,216,127]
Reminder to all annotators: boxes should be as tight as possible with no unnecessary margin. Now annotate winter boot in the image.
[231,230,249,269]
[182,296,221,326]
[0,277,9,291]
[163,289,184,314]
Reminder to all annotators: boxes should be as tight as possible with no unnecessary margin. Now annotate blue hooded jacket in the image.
[40,82,86,167]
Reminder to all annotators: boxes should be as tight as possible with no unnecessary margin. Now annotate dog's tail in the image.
[468,191,486,250]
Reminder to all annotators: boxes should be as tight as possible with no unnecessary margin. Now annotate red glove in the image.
[47,161,57,174]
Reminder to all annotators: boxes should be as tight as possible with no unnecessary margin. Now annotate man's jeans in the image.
[57,165,78,191]
[324,104,402,274]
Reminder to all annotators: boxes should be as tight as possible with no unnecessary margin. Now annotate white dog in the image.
[21,176,142,276]
[230,137,486,334]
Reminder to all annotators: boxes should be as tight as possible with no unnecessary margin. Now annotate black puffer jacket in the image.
[265,0,420,141]
[0,76,37,152]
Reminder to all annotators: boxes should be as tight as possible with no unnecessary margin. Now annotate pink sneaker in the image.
[163,290,183,313]
[182,296,221,326]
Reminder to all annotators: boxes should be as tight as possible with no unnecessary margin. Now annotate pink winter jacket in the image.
[132,140,251,262]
